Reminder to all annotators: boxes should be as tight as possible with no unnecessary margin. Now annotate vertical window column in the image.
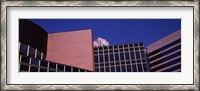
[138,45,144,72]
[128,44,133,72]
[103,47,105,72]
[122,45,127,72]
[107,47,111,72]
[133,44,138,72]
[111,46,116,72]
[97,47,100,72]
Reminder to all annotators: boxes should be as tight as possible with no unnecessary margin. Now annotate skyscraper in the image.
[147,30,181,72]
[94,43,150,72]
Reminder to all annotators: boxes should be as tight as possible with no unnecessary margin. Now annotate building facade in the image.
[19,19,91,72]
[147,30,181,72]
[94,43,150,72]
[46,30,94,71]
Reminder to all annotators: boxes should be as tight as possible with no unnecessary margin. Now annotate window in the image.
[137,60,141,63]
[57,64,64,71]
[120,53,124,60]
[65,66,71,72]
[21,56,30,64]
[121,66,126,72]
[100,63,104,66]
[80,69,85,72]
[130,52,135,59]
[126,61,131,64]
[73,68,79,72]
[95,68,99,72]
[125,52,130,60]
[132,64,137,72]
[99,55,103,62]
[42,54,46,60]
[109,50,113,53]
[129,44,133,47]
[100,68,104,72]
[31,58,39,65]
[134,44,138,47]
[135,47,139,50]
[149,45,181,61]
[99,51,103,54]
[28,46,35,57]
[30,66,38,72]
[137,64,143,72]
[94,47,97,50]
[20,64,29,71]
[49,62,56,69]
[94,55,98,63]
[121,61,125,65]
[106,67,110,72]
[142,59,146,62]
[19,43,28,56]
[36,50,41,59]
[143,64,148,72]
[95,64,99,67]
[105,54,109,62]
[116,62,120,65]
[124,45,128,48]
[105,63,109,66]
[116,66,121,72]
[148,38,181,56]
[40,68,47,72]
[127,65,132,72]
[130,48,134,51]
[104,46,108,50]
[111,67,115,72]
[115,53,119,61]
[136,51,140,59]
[110,54,114,62]
[110,63,114,66]
[94,51,98,54]
[141,51,145,58]
[104,50,108,53]
[99,47,103,50]
[131,60,136,64]
[114,49,118,52]
[40,60,48,67]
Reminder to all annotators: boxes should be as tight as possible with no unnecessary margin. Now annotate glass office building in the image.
[147,30,181,72]
[94,43,150,72]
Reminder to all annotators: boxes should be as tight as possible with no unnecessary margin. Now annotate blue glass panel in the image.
[31,58,39,65]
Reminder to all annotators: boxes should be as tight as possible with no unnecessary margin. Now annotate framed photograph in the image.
[1,1,199,90]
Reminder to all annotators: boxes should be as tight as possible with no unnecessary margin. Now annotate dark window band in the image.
[150,51,181,67]
[149,44,181,61]
[151,58,181,71]
[148,38,181,57]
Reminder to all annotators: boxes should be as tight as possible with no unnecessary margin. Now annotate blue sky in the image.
[30,19,181,47]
